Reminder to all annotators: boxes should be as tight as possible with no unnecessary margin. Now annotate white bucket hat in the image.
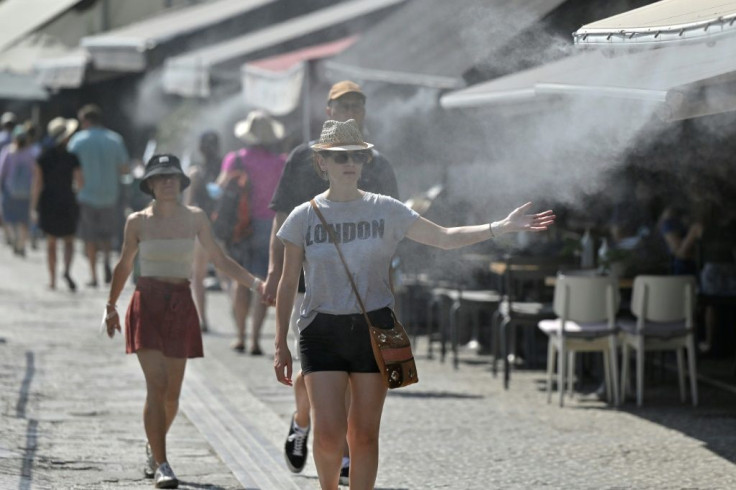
[47,117,78,144]
[310,119,373,152]
[234,110,284,146]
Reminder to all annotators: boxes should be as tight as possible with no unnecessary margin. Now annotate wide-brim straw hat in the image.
[310,119,374,152]
[47,117,78,144]
[1,111,16,125]
[139,154,191,196]
[234,110,284,146]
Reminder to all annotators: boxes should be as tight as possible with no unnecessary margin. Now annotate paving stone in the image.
[2,246,736,489]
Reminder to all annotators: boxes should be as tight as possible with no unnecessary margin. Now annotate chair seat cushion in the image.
[431,288,461,301]
[619,319,691,338]
[500,300,554,317]
[459,290,501,303]
[538,319,617,337]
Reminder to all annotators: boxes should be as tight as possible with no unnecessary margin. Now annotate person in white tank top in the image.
[274,120,555,490]
[103,154,264,489]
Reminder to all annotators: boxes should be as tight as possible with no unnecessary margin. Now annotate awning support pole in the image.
[301,61,311,144]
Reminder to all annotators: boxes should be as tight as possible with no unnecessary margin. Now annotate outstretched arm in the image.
[406,202,555,250]
[194,208,263,293]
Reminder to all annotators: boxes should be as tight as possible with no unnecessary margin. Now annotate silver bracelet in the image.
[489,222,497,238]
[250,278,262,293]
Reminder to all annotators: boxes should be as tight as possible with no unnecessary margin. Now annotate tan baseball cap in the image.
[327,80,365,103]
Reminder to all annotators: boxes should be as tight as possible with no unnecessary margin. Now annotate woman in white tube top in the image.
[103,153,264,489]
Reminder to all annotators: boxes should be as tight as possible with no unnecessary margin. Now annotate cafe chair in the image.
[426,285,461,361]
[447,288,501,369]
[538,274,620,407]
[620,275,698,407]
[495,255,573,389]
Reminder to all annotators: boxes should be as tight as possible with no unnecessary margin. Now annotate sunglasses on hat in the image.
[322,151,372,165]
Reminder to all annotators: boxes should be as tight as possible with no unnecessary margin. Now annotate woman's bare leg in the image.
[46,236,57,288]
[136,349,187,465]
[62,235,74,275]
[233,284,251,349]
[249,296,268,353]
[346,373,387,490]
[14,223,28,253]
[304,371,350,490]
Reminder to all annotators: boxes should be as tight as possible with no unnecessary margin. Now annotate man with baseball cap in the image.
[265,80,398,483]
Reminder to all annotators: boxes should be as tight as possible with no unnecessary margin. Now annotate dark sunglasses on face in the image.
[324,151,372,165]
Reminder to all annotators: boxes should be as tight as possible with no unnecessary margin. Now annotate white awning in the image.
[574,0,736,46]
[80,0,277,72]
[0,0,81,52]
[34,49,89,89]
[241,36,357,115]
[324,0,566,90]
[162,0,403,98]
[0,72,48,101]
[441,33,736,121]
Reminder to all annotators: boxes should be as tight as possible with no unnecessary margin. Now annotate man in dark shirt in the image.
[265,80,398,482]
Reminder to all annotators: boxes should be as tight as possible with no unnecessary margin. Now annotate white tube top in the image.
[138,238,194,279]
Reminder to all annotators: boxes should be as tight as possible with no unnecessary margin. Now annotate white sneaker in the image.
[144,443,155,479]
[154,462,179,489]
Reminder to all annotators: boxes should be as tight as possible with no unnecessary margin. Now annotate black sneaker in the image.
[339,464,349,486]
[284,413,309,473]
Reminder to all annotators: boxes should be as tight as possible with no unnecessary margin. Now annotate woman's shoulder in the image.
[291,200,312,214]
[184,204,206,216]
[128,207,150,222]
[364,191,402,206]
[125,209,149,235]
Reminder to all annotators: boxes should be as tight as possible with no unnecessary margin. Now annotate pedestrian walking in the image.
[0,111,15,150]
[0,123,36,256]
[264,80,399,484]
[185,130,223,333]
[217,110,285,355]
[30,117,82,291]
[103,154,265,489]
[273,119,555,490]
[25,121,44,251]
[68,104,130,287]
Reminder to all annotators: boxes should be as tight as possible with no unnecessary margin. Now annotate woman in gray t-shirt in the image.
[274,119,554,490]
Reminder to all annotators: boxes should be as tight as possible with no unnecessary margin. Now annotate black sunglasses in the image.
[323,151,372,165]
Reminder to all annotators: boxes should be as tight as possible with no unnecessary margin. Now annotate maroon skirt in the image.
[125,277,203,359]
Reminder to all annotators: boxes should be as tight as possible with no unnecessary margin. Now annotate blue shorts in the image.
[226,218,271,277]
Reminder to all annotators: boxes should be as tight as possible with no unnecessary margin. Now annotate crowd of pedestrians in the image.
[1,81,553,490]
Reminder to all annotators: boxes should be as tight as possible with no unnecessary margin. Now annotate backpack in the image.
[7,160,32,199]
[211,153,252,244]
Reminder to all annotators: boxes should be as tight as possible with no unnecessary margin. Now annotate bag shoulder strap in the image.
[309,199,373,326]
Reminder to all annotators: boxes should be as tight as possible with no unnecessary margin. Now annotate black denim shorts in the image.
[299,307,394,374]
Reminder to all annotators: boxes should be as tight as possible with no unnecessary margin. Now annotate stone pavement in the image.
[2,245,736,489]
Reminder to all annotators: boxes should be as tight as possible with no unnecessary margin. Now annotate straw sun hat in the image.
[310,119,374,152]
[46,117,78,144]
[234,110,284,146]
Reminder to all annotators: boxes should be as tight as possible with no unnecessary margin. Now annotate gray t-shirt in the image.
[278,192,420,331]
